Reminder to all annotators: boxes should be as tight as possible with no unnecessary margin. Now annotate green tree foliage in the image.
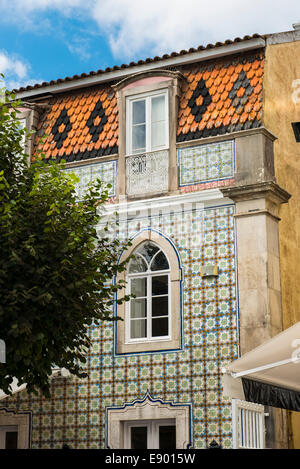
[0,84,131,397]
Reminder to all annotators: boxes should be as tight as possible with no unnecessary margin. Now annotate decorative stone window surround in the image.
[0,408,31,449]
[116,229,182,355]
[106,392,191,449]
[113,70,183,200]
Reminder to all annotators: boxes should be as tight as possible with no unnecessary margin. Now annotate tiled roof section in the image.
[177,51,264,141]
[35,86,118,162]
[15,34,264,94]
[35,51,264,162]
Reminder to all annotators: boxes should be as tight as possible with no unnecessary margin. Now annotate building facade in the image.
[1,27,299,449]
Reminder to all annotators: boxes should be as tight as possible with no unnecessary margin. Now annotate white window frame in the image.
[126,89,169,156]
[125,244,171,345]
[124,419,176,449]
[232,399,265,449]
[0,425,18,449]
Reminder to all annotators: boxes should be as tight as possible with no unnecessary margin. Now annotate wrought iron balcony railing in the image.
[126,149,169,196]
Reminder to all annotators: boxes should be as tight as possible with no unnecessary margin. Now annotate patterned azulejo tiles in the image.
[178,140,235,187]
[64,160,117,200]
[3,203,238,449]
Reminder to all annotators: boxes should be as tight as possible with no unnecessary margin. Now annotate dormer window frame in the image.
[113,70,184,200]
[126,88,169,157]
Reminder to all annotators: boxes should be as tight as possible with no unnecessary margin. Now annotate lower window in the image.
[106,393,191,449]
[124,419,176,449]
[0,408,31,449]
[0,425,18,449]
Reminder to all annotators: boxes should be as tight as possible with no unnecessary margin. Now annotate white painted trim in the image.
[228,357,298,379]
[103,188,229,217]
[16,38,265,100]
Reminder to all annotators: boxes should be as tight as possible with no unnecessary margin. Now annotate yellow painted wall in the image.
[263,39,300,449]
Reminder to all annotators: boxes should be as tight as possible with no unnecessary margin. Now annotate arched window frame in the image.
[116,230,182,355]
[126,241,171,344]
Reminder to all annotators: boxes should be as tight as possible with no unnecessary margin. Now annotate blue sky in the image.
[0,0,299,90]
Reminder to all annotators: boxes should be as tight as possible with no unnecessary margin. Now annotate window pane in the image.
[131,278,147,297]
[131,426,147,449]
[131,299,147,318]
[159,425,176,449]
[132,124,146,152]
[151,95,165,122]
[5,431,18,449]
[150,251,169,271]
[133,100,146,125]
[129,255,147,273]
[151,121,165,149]
[152,275,168,296]
[152,317,168,337]
[137,243,159,264]
[152,296,168,317]
[131,319,147,339]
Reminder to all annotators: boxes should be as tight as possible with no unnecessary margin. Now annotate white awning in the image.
[0,368,71,401]
[222,321,300,401]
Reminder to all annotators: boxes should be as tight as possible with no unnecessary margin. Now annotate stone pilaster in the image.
[221,181,291,449]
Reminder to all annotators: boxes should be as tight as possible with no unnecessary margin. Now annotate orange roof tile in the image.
[177,51,264,142]
[34,51,264,162]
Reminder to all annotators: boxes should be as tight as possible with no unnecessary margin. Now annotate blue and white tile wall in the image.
[3,202,239,449]
[64,160,117,199]
[178,140,235,187]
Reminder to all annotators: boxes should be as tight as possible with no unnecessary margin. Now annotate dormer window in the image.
[126,89,169,156]
[113,70,183,198]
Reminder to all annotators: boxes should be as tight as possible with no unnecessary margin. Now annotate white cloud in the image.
[0,0,300,63]
[91,0,300,59]
[0,50,43,90]
[0,0,84,13]
[0,51,27,79]
[66,38,92,61]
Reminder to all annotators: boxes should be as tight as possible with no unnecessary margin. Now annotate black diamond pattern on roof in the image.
[188,78,212,123]
[51,109,72,149]
[87,99,108,142]
[228,70,254,111]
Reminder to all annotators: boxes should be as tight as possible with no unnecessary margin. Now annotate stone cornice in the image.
[220,181,291,205]
[176,127,277,149]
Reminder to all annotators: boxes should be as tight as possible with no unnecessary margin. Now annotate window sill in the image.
[117,335,181,355]
[125,336,171,345]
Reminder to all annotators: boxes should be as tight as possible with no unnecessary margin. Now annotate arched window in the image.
[116,230,182,354]
[127,242,170,342]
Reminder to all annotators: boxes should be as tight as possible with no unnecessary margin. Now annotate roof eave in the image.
[16,37,265,100]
